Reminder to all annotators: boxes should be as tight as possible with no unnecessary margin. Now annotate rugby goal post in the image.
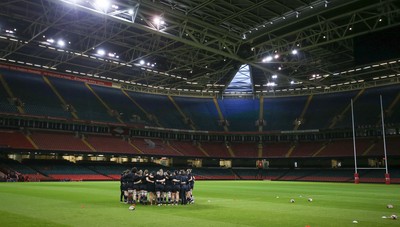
[351,95,389,184]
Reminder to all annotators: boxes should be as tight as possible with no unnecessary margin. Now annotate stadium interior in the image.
[0,0,400,184]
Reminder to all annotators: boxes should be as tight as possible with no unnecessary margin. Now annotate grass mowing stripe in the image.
[0,181,399,227]
[0,210,68,227]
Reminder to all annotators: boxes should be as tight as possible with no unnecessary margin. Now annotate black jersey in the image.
[133,174,141,185]
[141,175,147,184]
[146,175,155,192]
[155,174,165,184]
[126,172,134,184]
[174,174,181,185]
[146,175,154,185]
[125,172,135,189]
[165,175,173,187]
[140,174,148,190]
[180,175,188,185]
[188,173,193,184]
[120,172,129,190]
[120,173,128,184]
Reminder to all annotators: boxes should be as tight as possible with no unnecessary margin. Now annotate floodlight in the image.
[153,16,161,25]
[128,9,134,15]
[47,38,55,43]
[153,16,165,26]
[262,56,273,63]
[139,60,145,65]
[97,49,106,56]
[94,0,110,12]
[57,39,66,47]
[274,54,279,59]
[292,49,298,55]
[272,75,278,79]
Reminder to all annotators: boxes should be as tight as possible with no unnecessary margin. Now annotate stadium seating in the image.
[199,142,231,158]
[30,131,92,152]
[193,168,236,180]
[0,130,34,149]
[0,158,50,181]
[89,85,148,124]
[290,142,325,157]
[0,75,18,113]
[367,136,400,156]
[278,169,317,181]
[2,156,400,183]
[385,90,400,125]
[218,98,259,131]
[230,143,258,158]
[23,159,112,181]
[262,143,292,158]
[332,86,400,129]
[337,89,381,128]
[1,70,71,118]
[127,92,188,129]
[48,77,116,122]
[130,138,183,156]
[231,168,264,180]
[170,141,206,157]
[296,169,354,182]
[79,162,126,180]
[300,91,357,130]
[263,96,308,131]
[1,69,400,184]
[0,68,399,133]
[85,134,139,154]
[317,138,372,157]
[172,96,221,131]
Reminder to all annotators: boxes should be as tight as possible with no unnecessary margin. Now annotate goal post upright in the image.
[380,95,390,184]
[351,99,359,184]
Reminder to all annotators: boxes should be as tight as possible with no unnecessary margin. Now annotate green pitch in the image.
[0,181,399,227]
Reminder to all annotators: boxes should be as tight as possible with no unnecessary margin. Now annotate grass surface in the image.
[0,180,399,226]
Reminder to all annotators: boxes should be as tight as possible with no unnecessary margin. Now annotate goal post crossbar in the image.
[351,95,390,184]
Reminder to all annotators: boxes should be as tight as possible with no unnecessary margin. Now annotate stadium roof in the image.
[0,0,400,96]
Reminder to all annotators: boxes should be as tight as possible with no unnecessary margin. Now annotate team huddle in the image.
[120,167,195,206]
